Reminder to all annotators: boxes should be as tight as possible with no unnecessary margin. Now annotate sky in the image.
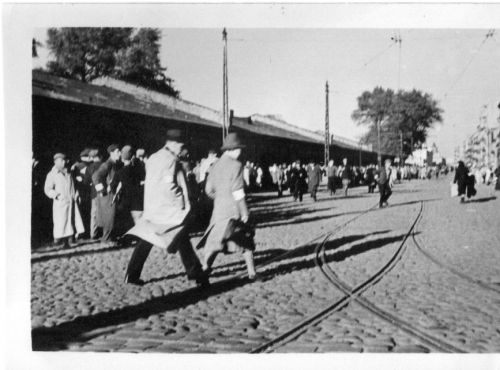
[33,28,500,159]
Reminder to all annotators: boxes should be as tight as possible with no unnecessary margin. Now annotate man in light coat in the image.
[44,153,84,248]
[123,129,208,287]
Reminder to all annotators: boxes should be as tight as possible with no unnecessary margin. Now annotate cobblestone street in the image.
[30,176,500,354]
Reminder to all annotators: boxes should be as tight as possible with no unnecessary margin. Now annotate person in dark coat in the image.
[307,161,322,201]
[111,145,143,236]
[290,161,307,202]
[32,154,51,248]
[494,166,500,191]
[365,164,376,193]
[453,161,469,203]
[326,159,337,196]
[375,159,393,208]
[71,148,92,238]
[465,164,477,201]
[84,149,103,239]
[92,144,122,245]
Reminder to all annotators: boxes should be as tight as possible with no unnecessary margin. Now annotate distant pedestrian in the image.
[466,164,477,200]
[270,163,285,197]
[123,129,208,287]
[291,161,307,202]
[365,164,376,193]
[339,158,352,197]
[44,153,84,248]
[200,132,257,280]
[453,161,468,203]
[307,161,321,201]
[495,166,500,191]
[326,159,337,196]
[92,144,122,246]
[256,165,264,189]
[375,158,393,208]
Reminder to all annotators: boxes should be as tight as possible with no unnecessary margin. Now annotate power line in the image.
[363,42,395,67]
[443,29,495,100]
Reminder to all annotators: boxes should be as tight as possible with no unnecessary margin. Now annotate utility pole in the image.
[377,117,382,166]
[222,28,229,140]
[325,81,330,165]
[399,130,403,164]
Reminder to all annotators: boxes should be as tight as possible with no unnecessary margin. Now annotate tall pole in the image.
[399,130,403,164]
[325,81,330,165]
[222,28,229,140]
[377,118,381,166]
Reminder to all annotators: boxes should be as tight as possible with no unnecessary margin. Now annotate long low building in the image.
[32,70,389,166]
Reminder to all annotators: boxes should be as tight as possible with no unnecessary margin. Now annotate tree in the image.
[352,87,442,159]
[114,29,179,97]
[45,28,179,97]
[46,28,132,82]
[351,87,395,161]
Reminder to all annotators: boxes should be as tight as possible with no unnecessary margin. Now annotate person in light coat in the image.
[123,129,208,287]
[200,132,257,280]
[44,153,84,248]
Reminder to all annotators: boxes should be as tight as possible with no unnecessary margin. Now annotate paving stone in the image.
[31,181,500,353]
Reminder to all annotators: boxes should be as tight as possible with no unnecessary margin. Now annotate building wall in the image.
[33,95,382,166]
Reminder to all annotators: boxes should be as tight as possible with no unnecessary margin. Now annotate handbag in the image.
[450,182,458,197]
[222,219,256,252]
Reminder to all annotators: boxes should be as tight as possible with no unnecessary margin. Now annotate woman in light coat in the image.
[44,153,84,248]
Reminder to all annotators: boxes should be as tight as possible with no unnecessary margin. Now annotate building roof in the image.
[32,70,221,129]
[32,70,374,152]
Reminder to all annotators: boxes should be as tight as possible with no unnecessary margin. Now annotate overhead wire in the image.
[443,29,496,100]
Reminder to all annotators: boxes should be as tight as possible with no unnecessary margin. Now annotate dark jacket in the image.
[291,167,308,191]
[340,164,352,180]
[366,167,375,183]
[376,167,391,185]
[92,159,121,197]
[112,163,144,211]
[85,161,102,199]
[454,164,469,195]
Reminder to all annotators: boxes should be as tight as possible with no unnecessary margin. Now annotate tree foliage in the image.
[352,87,442,157]
[45,28,179,97]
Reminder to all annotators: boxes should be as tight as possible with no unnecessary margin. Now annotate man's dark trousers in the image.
[378,182,392,207]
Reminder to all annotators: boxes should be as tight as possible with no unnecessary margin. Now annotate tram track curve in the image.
[251,200,466,353]
[316,201,465,353]
[248,200,417,353]
[412,203,500,295]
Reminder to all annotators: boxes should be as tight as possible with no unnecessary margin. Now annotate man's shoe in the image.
[248,273,263,282]
[124,274,145,286]
[195,273,210,289]
[166,243,178,254]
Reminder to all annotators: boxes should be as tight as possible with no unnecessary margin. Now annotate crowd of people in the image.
[453,161,500,203]
[32,129,500,288]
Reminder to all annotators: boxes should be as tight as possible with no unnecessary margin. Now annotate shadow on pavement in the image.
[325,232,419,263]
[32,230,398,351]
[31,240,135,264]
[468,196,497,203]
